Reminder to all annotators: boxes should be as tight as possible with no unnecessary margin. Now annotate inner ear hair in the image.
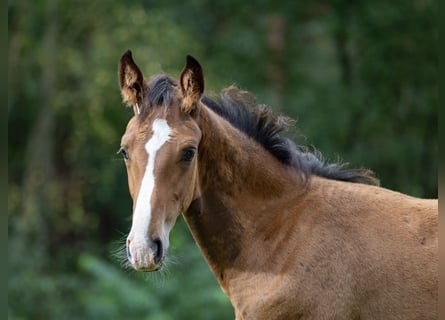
[118,50,145,112]
[180,55,204,114]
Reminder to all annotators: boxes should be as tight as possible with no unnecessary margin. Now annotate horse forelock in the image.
[138,75,178,120]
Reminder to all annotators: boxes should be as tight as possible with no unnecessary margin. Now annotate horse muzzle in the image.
[126,236,164,271]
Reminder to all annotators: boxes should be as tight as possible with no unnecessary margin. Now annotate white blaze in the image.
[130,118,172,242]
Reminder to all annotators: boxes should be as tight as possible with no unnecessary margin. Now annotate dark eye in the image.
[181,147,196,163]
[117,147,129,160]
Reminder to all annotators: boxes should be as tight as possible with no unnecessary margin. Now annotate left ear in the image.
[180,55,204,115]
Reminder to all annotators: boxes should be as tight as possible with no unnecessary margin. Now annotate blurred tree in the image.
[8,0,437,319]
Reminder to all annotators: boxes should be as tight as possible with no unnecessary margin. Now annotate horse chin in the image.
[139,263,163,272]
[131,258,164,272]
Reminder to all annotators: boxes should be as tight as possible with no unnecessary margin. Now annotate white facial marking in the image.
[129,118,172,243]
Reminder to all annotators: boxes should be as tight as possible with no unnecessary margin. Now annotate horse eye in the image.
[181,147,196,163]
[117,147,129,160]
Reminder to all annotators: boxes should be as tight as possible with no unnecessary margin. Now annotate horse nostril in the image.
[152,238,163,264]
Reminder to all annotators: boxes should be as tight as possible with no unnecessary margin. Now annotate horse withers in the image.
[116,50,438,319]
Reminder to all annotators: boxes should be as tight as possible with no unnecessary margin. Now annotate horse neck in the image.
[183,105,304,292]
[197,105,300,197]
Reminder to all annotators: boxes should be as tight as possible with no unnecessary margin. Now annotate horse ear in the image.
[180,55,204,115]
[118,50,144,115]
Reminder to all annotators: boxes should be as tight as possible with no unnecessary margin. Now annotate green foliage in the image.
[8,0,437,319]
[76,222,232,320]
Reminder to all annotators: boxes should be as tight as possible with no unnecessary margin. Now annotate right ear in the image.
[118,50,144,115]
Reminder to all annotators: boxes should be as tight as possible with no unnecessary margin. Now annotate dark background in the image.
[8,0,437,319]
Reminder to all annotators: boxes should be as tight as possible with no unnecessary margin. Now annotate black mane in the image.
[142,75,379,185]
[204,87,379,185]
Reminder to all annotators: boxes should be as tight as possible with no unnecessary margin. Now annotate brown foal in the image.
[116,51,437,319]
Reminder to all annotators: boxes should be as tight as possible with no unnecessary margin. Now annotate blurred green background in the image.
[8,0,437,319]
